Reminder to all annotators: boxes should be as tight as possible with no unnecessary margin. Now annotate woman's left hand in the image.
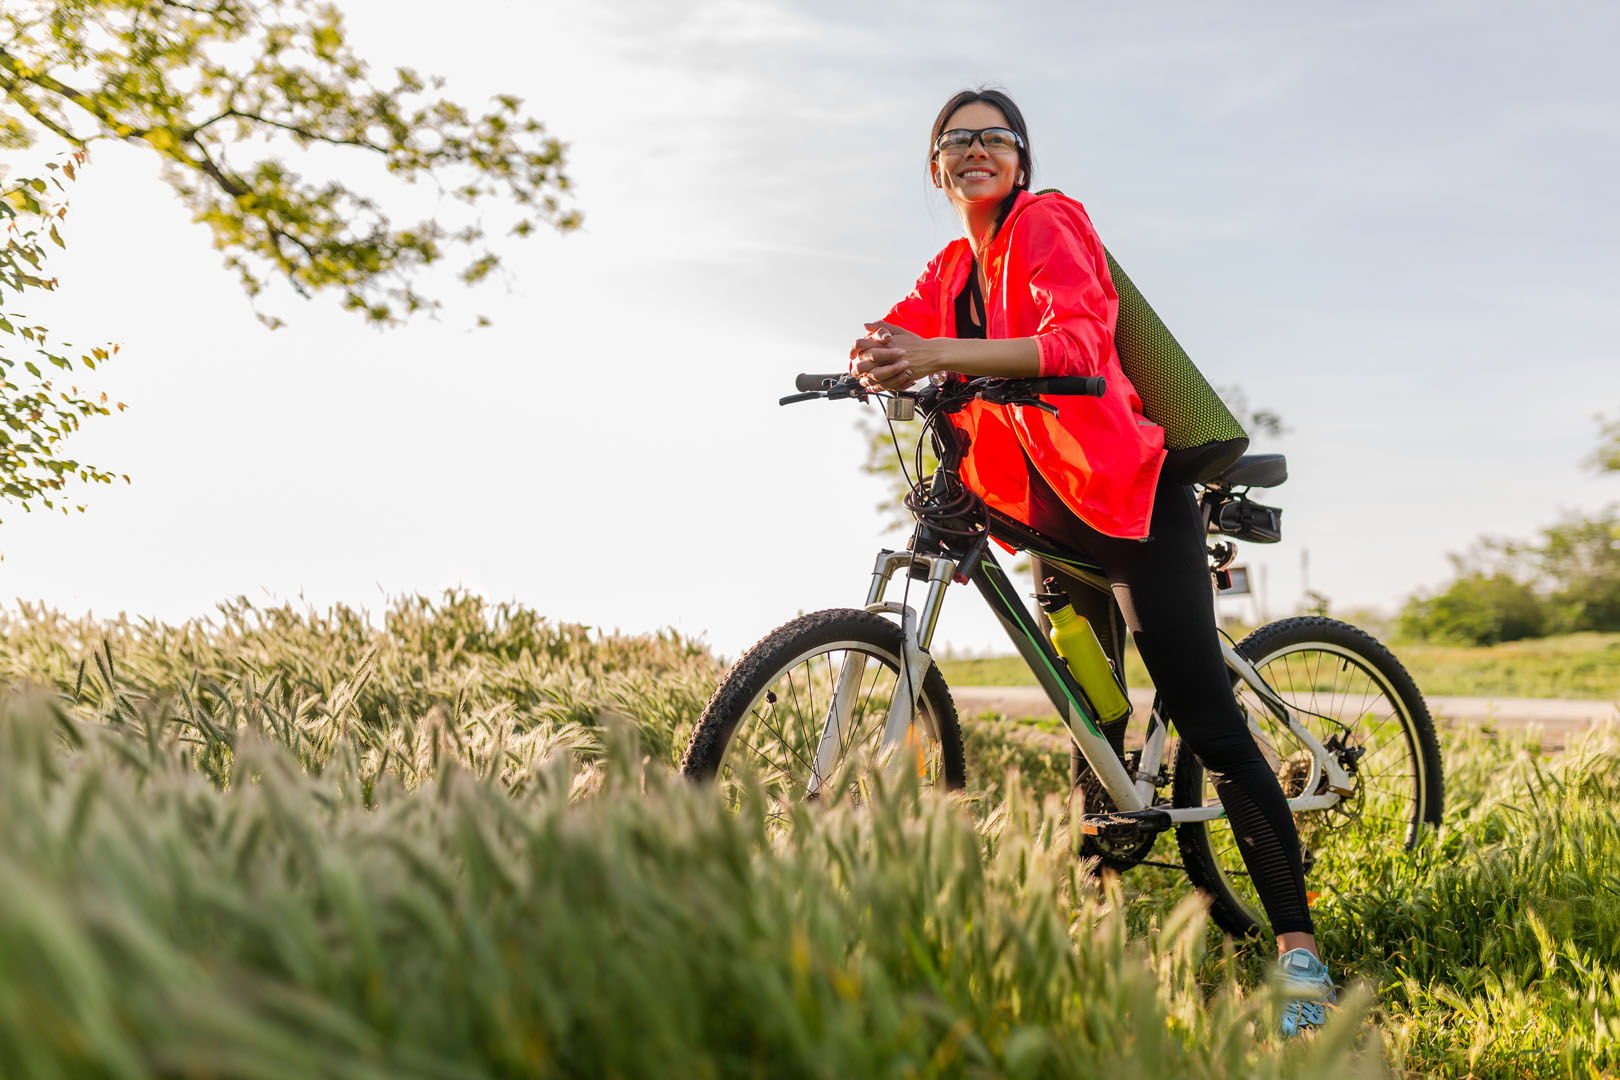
[851,321,954,392]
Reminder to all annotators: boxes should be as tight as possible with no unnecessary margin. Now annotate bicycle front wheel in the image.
[1172,616,1444,937]
[680,609,965,816]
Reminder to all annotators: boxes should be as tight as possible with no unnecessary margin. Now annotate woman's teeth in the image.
[959,170,995,179]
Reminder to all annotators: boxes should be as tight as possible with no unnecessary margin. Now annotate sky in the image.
[2,0,1617,658]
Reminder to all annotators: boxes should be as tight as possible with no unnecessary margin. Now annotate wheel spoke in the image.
[837,667,885,773]
[752,691,819,779]
[850,657,885,753]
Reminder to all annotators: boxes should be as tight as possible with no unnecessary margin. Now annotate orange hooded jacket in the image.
[881,190,1166,539]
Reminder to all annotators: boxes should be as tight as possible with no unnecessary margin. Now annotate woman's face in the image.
[931,101,1021,212]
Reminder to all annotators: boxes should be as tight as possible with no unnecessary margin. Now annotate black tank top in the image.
[954,259,986,340]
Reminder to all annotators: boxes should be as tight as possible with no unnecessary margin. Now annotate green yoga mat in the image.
[1104,249,1249,483]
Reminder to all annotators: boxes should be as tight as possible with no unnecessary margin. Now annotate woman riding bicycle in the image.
[850,87,1335,1036]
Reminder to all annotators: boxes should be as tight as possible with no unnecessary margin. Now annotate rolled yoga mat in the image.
[1104,249,1249,483]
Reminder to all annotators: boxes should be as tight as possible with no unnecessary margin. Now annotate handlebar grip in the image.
[1029,376,1106,397]
[795,372,846,392]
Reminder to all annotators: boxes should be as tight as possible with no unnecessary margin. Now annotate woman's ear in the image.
[931,161,942,188]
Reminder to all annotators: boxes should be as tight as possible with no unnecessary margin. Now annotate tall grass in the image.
[1320,727,1620,1076]
[0,702,1373,1077]
[0,592,719,781]
[0,594,1617,1076]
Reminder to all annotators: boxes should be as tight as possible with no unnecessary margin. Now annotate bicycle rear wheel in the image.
[680,609,965,816]
[1172,616,1444,936]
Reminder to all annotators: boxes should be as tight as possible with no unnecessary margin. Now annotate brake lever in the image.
[779,381,871,406]
[981,390,1058,416]
[1017,398,1060,417]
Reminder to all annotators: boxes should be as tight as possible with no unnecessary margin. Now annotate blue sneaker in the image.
[1276,948,1336,1037]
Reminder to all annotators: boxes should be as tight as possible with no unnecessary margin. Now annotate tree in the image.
[0,155,123,523]
[1216,384,1287,441]
[0,0,577,520]
[1396,567,1548,645]
[1587,413,1620,474]
[1396,508,1620,644]
[1541,507,1620,633]
[1398,423,1620,644]
[1,0,578,327]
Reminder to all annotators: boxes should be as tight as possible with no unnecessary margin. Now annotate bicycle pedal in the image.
[1078,808,1172,843]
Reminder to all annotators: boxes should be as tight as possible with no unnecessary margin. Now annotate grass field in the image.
[940,630,1620,701]
[0,593,1616,1077]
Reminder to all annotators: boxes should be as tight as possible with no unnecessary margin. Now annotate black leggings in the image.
[1027,464,1315,936]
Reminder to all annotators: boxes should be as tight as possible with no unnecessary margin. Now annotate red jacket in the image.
[882,190,1165,539]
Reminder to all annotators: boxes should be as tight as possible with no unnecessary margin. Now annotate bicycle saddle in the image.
[1210,453,1287,489]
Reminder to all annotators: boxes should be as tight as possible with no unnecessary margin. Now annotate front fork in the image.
[805,549,954,796]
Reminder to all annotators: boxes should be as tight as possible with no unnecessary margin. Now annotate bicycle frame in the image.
[834,542,1356,820]
[795,374,1352,819]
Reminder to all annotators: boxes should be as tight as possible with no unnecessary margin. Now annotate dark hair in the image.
[928,87,1034,231]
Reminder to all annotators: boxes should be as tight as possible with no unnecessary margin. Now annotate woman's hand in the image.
[850,320,955,392]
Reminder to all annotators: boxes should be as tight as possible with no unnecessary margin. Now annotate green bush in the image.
[1396,571,1549,645]
[1541,507,1620,633]
[1400,507,1620,644]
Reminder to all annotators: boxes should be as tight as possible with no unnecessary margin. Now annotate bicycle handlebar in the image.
[789,372,1105,399]
[780,372,1106,411]
[1022,376,1106,398]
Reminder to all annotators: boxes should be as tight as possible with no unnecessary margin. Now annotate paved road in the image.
[950,686,1619,752]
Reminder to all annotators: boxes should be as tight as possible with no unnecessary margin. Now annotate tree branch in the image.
[199,108,387,154]
[0,46,153,143]
[0,77,80,146]
[179,130,248,198]
[155,0,241,15]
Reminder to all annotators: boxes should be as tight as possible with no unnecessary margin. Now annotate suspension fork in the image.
[805,549,956,795]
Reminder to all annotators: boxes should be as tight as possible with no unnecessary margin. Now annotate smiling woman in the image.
[929,88,1035,252]
[848,85,1339,1038]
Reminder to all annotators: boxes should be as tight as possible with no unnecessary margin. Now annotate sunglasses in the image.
[933,126,1024,156]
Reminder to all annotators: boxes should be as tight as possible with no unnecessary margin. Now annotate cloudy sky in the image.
[3,0,1617,656]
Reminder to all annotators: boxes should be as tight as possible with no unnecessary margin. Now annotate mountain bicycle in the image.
[680,372,1444,936]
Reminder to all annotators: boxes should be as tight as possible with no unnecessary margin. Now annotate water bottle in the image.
[1037,580,1131,723]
